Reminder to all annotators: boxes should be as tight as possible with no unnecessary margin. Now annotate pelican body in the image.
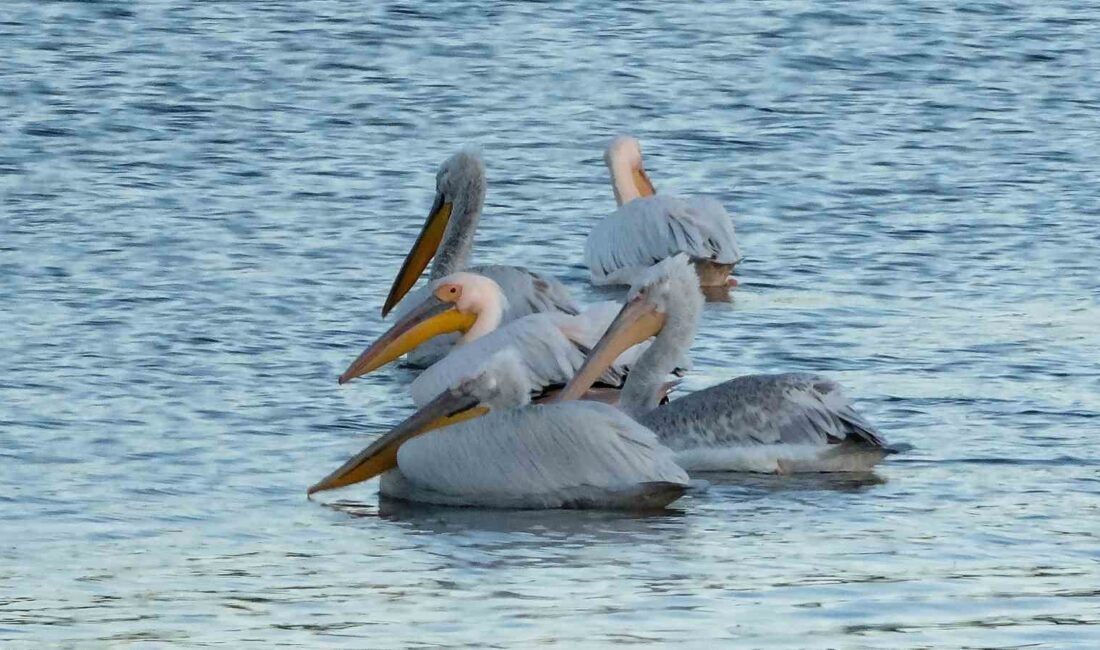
[385,151,576,366]
[340,271,678,406]
[560,255,888,473]
[585,136,741,287]
[312,349,689,509]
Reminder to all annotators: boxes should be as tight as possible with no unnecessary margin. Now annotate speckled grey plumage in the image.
[639,373,884,450]
[614,256,888,472]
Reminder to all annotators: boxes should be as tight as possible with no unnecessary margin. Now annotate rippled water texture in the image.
[3,1,1099,647]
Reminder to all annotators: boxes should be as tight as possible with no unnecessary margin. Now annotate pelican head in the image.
[310,348,530,495]
[558,255,701,401]
[382,149,487,316]
[605,135,656,206]
[340,272,507,384]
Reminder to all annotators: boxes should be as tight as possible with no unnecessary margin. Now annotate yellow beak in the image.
[308,391,490,494]
[556,295,666,402]
[339,297,476,384]
[382,193,453,317]
[633,166,656,198]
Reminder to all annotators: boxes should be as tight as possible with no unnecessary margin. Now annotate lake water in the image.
[3,1,1099,647]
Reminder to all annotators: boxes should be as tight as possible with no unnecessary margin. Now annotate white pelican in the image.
[585,136,742,287]
[559,255,889,473]
[383,150,576,366]
[339,271,680,405]
[311,348,690,509]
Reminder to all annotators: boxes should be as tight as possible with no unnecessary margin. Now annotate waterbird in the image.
[383,150,577,366]
[339,271,680,406]
[311,348,690,509]
[585,136,742,288]
[559,255,889,473]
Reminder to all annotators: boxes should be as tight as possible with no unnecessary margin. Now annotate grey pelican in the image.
[339,271,679,405]
[559,255,889,473]
[311,348,690,509]
[585,136,742,287]
[383,150,576,365]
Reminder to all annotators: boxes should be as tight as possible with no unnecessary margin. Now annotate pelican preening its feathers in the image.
[586,136,742,288]
[312,348,690,510]
[313,140,891,510]
[558,255,889,473]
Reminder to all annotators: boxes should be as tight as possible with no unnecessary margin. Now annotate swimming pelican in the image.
[311,348,690,509]
[383,150,576,365]
[340,271,678,405]
[559,255,889,473]
[585,136,742,287]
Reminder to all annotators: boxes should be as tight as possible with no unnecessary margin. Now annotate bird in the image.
[558,255,889,473]
[382,150,577,366]
[585,135,742,288]
[339,271,680,406]
[310,348,690,509]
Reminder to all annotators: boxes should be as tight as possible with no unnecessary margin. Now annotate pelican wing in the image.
[409,314,584,407]
[585,195,741,285]
[386,402,689,508]
[640,373,884,450]
[468,264,579,318]
[409,309,644,406]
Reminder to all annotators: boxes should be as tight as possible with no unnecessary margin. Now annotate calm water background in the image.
[3,1,1099,647]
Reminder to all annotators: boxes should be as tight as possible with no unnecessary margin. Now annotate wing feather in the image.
[639,373,884,450]
[391,402,689,507]
[585,195,741,285]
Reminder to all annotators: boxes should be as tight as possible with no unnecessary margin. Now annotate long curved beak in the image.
[633,166,656,198]
[556,296,666,402]
[339,296,476,384]
[308,390,489,495]
[382,193,453,317]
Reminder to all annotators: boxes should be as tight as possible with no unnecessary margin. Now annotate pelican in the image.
[340,271,680,406]
[311,348,690,509]
[383,150,577,366]
[559,255,889,473]
[585,136,742,287]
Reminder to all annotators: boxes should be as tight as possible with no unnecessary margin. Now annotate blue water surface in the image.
[2,1,1099,647]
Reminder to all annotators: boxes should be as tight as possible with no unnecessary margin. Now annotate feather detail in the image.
[585,195,740,286]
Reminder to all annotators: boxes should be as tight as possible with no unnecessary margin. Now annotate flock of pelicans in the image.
[307,136,892,510]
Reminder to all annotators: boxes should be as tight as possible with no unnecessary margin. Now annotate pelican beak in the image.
[339,296,475,384]
[382,192,453,317]
[556,295,666,401]
[308,389,489,495]
[633,166,656,198]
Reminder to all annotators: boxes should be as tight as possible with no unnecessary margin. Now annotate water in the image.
[3,1,1099,647]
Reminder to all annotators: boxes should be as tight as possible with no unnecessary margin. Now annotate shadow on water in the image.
[697,471,886,494]
[317,496,689,538]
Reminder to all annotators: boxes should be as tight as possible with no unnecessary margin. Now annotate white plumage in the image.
[408,303,646,407]
[586,195,741,286]
[316,348,692,509]
[386,151,577,366]
[394,266,576,368]
[563,255,889,474]
[585,136,741,287]
[382,401,689,509]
